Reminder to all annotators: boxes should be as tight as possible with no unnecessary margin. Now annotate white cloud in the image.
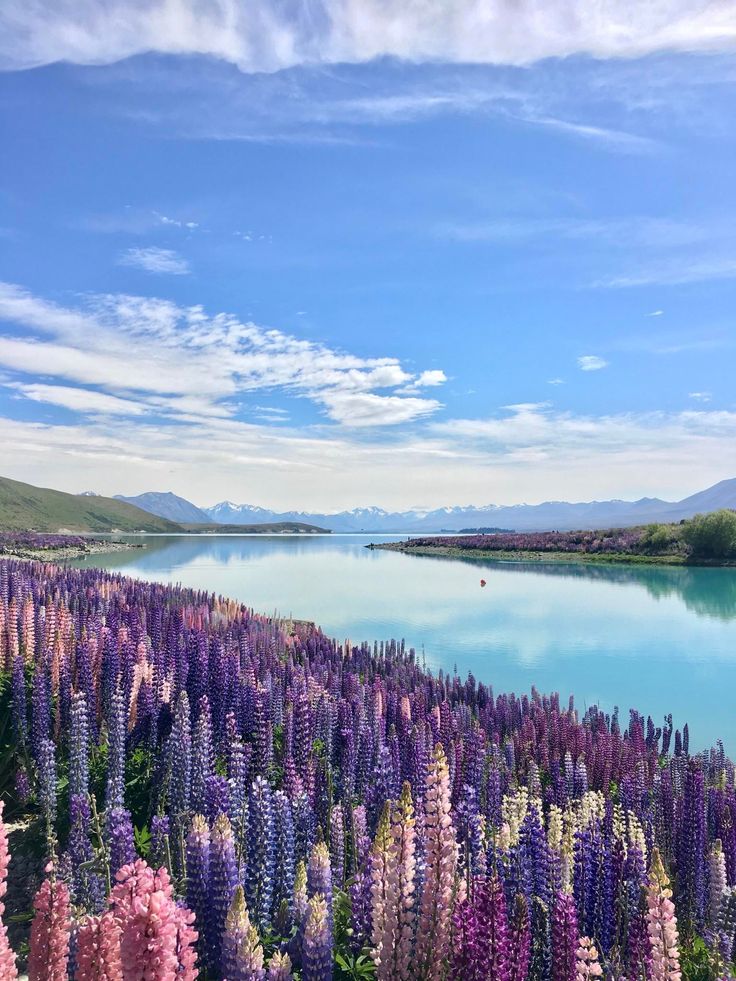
[577,355,608,371]
[8,382,148,415]
[416,370,447,387]
[689,391,712,403]
[547,378,565,385]
[648,310,664,316]
[0,281,441,428]
[1,0,735,72]
[119,247,191,275]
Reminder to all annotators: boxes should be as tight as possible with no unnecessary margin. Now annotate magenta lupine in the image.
[552,891,579,981]
[0,802,17,979]
[415,744,458,981]
[646,849,682,981]
[509,894,532,981]
[28,869,72,981]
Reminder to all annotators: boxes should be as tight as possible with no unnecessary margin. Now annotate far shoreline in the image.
[367,540,736,568]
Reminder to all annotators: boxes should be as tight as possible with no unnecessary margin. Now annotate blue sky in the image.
[1,2,736,510]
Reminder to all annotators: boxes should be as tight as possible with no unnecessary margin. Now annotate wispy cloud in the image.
[578,355,608,371]
[2,0,735,72]
[118,247,191,275]
[689,391,712,403]
[597,256,736,287]
[514,114,658,153]
[0,281,442,428]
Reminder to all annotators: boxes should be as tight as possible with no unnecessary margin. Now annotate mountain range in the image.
[113,478,736,532]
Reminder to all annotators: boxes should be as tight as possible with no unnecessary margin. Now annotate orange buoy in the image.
[480,579,487,587]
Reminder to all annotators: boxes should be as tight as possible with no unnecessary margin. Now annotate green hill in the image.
[0,475,181,533]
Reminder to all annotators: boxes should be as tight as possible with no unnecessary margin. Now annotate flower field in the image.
[0,558,734,979]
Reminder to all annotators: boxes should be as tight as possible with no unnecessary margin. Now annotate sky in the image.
[1,1,736,511]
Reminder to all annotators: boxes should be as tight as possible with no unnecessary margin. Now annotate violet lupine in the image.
[301,894,332,981]
[105,688,127,811]
[192,696,214,815]
[169,692,192,822]
[552,891,579,981]
[0,802,17,979]
[246,776,275,929]
[415,744,457,981]
[646,848,682,981]
[28,869,72,981]
[186,814,211,967]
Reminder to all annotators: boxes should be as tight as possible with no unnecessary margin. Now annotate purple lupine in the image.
[105,688,127,810]
[301,894,332,981]
[246,776,275,930]
[192,696,214,816]
[105,806,136,876]
[509,893,532,981]
[169,692,192,821]
[272,790,296,921]
[209,812,239,974]
[186,814,211,968]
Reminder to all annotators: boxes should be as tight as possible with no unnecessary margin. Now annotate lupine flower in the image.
[646,848,682,981]
[74,910,123,981]
[246,776,275,929]
[222,885,251,980]
[210,813,240,973]
[267,950,294,979]
[575,936,603,980]
[110,860,198,981]
[28,869,72,981]
[186,814,211,967]
[0,803,18,979]
[552,891,579,981]
[301,894,332,981]
[415,744,457,981]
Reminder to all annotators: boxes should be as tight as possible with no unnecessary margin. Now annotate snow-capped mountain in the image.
[112,478,736,533]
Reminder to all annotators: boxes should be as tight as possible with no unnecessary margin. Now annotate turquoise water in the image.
[71,534,736,753]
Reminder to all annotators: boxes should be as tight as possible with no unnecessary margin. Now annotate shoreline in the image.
[0,540,142,562]
[367,541,736,567]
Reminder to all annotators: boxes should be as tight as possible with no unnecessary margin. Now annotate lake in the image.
[70,534,736,753]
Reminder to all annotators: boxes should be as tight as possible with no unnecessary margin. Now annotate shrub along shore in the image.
[370,509,736,567]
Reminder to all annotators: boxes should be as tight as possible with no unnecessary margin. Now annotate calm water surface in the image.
[71,534,736,753]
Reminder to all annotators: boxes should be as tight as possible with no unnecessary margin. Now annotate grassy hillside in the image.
[0,476,181,533]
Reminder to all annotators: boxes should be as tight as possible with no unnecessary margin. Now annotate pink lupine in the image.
[74,910,123,981]
[646,849,682,981]
[575,936,603,980]
[28,868,72,981]
[370,803,392,971]
[415,744,458,981]
[0,802,18,979]
[387,783,417,981]
[110,860,198,981]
